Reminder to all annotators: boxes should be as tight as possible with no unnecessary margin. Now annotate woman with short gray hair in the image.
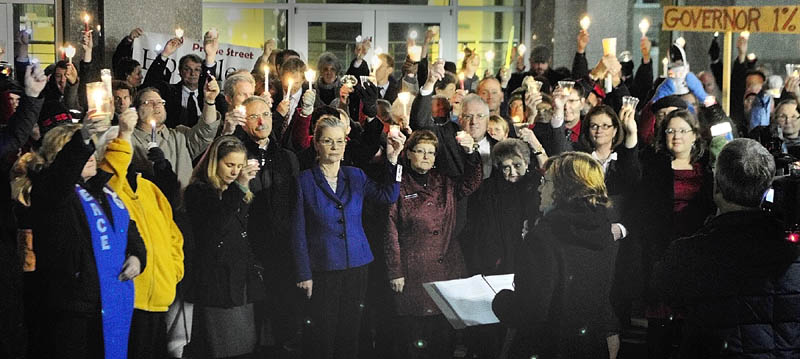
[315,52,343,107]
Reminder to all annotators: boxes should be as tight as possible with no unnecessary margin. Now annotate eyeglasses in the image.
[664,128,694,136]
[589,123,615,131]
[777,115,800,122]
[409,149,436,157]
[246,112,272,121]
[143,99,166,107]
[461,113,488,122]
[319,138,347,147]
[500,162,526,175]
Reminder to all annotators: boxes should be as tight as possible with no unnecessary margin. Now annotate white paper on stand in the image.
[423,274,515,330]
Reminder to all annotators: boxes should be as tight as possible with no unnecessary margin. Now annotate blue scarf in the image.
[74,184,134,359]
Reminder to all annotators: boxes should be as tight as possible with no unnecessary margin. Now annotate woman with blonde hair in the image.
[183,135,264,359]
[492,152,618,359]
[28,119,145,358]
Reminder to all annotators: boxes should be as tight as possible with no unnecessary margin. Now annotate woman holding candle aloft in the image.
[27,116,146,358]
[292,115,404,359]
[459,47,480,93]
[384,129,482,359]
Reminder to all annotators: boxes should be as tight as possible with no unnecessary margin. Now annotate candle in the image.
[83,13,90,32]
[512,115,521,124]
[714,31,719,37]
[457,51,465,62]
[264,65,269,94]
[286,78,293,100]
[150,120,156,143]
[741,31,750,39]
[371,55,382,75]
[304,69,316,90]
[397,92,411,118]
[356,35,363,43]
[458,72,465,91]
[408,45,422,62]
[455,130,467,142]
[662,57,669,77]
[90,88,105,113]
[747,53,756,61]
[389,125,401,138]
[639,18,650,37]
[517,44,527,57]
[601,38,617,56]
[676,37,686,48]
[235,105,246,116]
[409,30,418,40]
[64,45,76,63]
[101,69,112,96]
[175,28,184,38]
[580,16,591,31]
[59,47,65,61]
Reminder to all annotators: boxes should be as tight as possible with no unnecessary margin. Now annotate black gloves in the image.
[709,37,720,63]
[356,81,379,118]
[147,147,172,171]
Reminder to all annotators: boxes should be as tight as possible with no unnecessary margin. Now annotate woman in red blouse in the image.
[634,109,716,359]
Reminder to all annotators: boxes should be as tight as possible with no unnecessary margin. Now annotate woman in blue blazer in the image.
[292,114,405,359]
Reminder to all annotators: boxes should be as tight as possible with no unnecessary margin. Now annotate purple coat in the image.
[384,153,483,316]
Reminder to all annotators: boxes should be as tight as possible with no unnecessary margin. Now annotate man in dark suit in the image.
[142,33,220,128]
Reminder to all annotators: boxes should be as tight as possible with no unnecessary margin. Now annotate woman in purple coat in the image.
[384,129,483,359]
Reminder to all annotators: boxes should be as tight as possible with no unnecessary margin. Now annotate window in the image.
[13,3,56,66]
[202,7,288,50]
[458,10,522,76]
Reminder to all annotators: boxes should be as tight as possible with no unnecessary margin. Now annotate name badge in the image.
[404,193,419,200]
[396,164,403,182]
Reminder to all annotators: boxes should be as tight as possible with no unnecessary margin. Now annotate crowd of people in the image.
[0,20,799,359]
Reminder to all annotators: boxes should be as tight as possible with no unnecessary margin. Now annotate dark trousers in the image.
[47,311,104,358]
[647,318,683,359]
[303,265,368,359]
[393,315,454,359]
[129,309,167,359]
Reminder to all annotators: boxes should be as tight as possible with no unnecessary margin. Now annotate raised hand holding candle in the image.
[639,18,650,38]
[580,16,591,31]
[64,45,76,63]
[305,69,316,90]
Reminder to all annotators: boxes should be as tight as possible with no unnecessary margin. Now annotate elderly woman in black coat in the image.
[492,152,618,359]
[184,135,264,359]
[461,135,547,276]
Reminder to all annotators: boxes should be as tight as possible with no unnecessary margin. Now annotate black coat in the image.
[243,137,299,285]
[460,171,541,275]
[633,149,716,301]
[652,210,800,358]
[184,181,265,308]
[492,199,617,359]
[30,132,147,314]
[409,92,467,178]
[142,55,220,128]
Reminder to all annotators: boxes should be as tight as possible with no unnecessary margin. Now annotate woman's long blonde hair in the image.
[11,124,82,206]
[543,152,610,208]
[189,135,252,202]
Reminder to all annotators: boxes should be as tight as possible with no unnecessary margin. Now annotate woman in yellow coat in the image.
[98,109,184,359]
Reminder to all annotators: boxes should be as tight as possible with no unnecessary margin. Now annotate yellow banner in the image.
[662,5,800,34]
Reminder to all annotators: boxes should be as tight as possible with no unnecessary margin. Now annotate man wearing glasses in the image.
[460,94,493,178]
[238,96,300,356]
[129,84,221,190]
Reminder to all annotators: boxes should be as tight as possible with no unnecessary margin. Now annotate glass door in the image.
[374,9,455,78]
[0,4,9,65]
[293,9,374,68]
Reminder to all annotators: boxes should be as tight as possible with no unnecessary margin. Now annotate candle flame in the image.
[150,120,156,128]
[741,31,750,39]
[639,18,650,37]
[676,37,686,48]
[409,30,418,40]
[83,14,90,23]
[64,45,76,59]
[580,16,591,31]
[458,72,465,81]
[304,69,316,84]
[175,28,184,38]
[485,50,495,62]
[517,44,527,56]
[397,92,411,105]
